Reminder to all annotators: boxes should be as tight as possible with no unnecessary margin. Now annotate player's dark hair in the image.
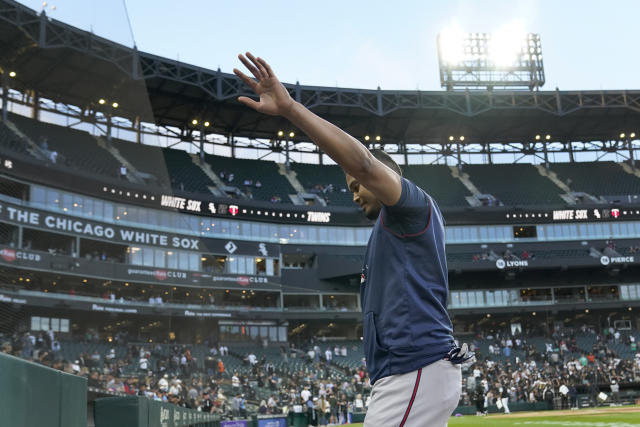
[369,148,402,176]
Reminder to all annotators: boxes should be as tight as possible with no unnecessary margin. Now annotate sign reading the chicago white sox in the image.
[0,202,199,249]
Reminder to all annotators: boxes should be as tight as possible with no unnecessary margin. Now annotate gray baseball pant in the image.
[364,359,461,427]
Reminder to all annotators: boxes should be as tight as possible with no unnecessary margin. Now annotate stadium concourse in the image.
[1,0,640,425]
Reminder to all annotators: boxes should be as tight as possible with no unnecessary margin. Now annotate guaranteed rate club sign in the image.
[0,202,200,250]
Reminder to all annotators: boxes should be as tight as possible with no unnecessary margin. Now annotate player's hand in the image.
[234,52,295,116]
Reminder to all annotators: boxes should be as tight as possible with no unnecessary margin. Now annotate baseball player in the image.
[234,52,472,426]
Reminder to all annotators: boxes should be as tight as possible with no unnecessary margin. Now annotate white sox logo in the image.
[258,243,268,256]
[225,241,238,254]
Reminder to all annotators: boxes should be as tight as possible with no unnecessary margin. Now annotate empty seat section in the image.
[403,165,471,207]
[551,162,640,197]
[8,113,122,178]
[112,138,170,187]
[0,121,30,156]
[161,148,214,194]
[204,154,295,202]
[290,163,352,206]
[464,164,563,206]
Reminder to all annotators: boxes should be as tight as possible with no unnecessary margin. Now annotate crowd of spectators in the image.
[471,249,535,262]
[1,331,371,424]
[461,326,640,415]
[2,325,640,421]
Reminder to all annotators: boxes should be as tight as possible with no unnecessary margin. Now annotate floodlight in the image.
[111,102,119,108]
[289,131,295,138]
[8,71,16,78]
[364,135,370,141]
[375,136,381,141]
[459,136,465,141]
[448,136,454,141]
[535,134,541,140]
[204,121,210,127]
[620,133,626,139]
[631,132,636,138]
[438,24,466,65]
[192,119,198,125]
[545,134,551,140]
[277,130,284,137]
[437,29,545,90]
[98,98,106,105]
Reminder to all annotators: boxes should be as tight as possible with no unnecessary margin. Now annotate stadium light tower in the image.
[437,29,545,91]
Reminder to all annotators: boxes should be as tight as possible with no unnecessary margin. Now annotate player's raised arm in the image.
[233,52,402,206]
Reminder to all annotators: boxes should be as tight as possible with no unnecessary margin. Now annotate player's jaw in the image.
[346,174,382,220]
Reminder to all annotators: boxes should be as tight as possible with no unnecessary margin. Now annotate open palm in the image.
[233,52,294,116]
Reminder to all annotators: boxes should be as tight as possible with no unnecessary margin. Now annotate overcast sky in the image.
[18,0,640,92]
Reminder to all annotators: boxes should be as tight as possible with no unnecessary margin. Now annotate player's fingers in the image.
[237,96,261,111]
[238,53,263,80]
[233,68,258,91]
[256,57,274,78]
[246,52,267,79]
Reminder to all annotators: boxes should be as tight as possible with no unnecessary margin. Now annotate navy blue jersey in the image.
[361,177,455,385]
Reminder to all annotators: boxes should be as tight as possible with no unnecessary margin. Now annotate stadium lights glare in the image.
[98,98,106,105]
[8,71,16,78]
[192,119,198,125]
[439,23,531,67]
[631,132,636,138]
[438,24,466,65]
[375,136,381,141]
[111,102,119,108]
[364,135,370,141]
[448,136,454,141]
[204,121,210,127]
[289,131,295,138]
[437,26,544,90]
[535,134,541,140]
[277,130,284,137]
[459,136,465,141]
[545,134,551,140]
[620,133,626,139]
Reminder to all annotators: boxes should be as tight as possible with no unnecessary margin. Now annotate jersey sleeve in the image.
[381,177,431,237]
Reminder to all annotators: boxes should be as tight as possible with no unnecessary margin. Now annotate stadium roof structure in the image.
[1,0,640,159]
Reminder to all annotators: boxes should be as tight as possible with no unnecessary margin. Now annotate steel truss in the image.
[1,0,639,164]
[1,0,639,117]
[3,88,639,166]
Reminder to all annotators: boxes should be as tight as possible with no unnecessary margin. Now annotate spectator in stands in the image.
[608,379,620,405]
[49,150,58,164]
[119,164,127,179]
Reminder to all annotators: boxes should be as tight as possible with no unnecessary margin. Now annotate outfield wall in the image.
[0,352,87,427]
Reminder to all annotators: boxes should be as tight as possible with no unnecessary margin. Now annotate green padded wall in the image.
[0,352,87,427]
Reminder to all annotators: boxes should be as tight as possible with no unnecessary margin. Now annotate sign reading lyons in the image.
[496,258,529,270]
[600,255,635,266]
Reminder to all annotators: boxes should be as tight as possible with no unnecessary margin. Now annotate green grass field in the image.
[345,406,640,426]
